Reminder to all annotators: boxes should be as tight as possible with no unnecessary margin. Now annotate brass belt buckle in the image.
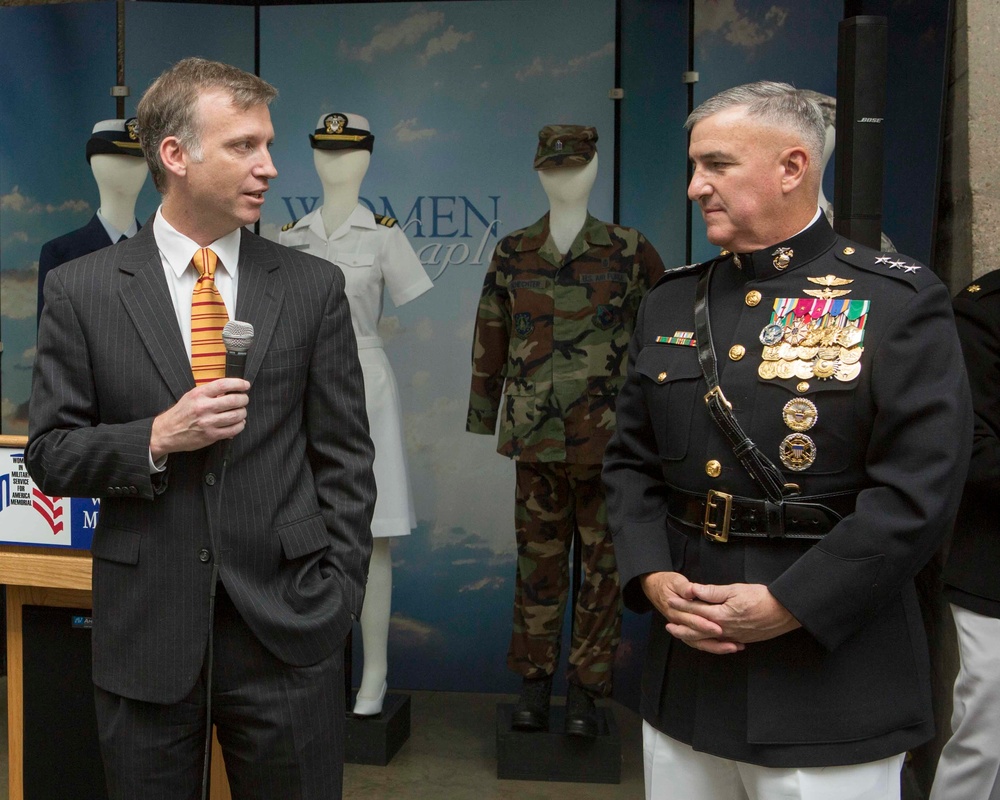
[704,386,733,411]
[703,489,733,542]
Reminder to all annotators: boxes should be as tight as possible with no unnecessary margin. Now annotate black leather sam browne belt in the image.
[666,487,859,542]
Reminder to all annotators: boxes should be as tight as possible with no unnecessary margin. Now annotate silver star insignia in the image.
[875,255,892,264]
[902,263,921,273]
[890,260,907,270]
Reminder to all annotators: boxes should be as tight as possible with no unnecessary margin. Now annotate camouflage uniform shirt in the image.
[467,213,664,463]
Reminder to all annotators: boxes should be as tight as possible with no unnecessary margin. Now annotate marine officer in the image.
[603,81,972,799]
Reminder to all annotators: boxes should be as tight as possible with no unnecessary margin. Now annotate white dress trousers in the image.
[643,722,905,800]
[929,603,1000,800]
[280,203,432,537]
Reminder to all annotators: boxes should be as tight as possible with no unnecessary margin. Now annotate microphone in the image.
[220,320,253,468]
[222,320,254,379]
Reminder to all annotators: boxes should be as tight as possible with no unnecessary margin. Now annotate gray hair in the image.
[686,81,826,169]
[137,57,278,192]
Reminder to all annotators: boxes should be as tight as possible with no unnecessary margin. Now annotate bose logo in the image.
[858,117,884,123]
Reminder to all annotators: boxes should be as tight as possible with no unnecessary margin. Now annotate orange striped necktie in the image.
[190,247,229,384]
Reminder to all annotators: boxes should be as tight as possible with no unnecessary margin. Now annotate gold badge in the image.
[793,360,814,379]
[804,274,853,299]
[758,361,778,380]
[835,362,862,382]
[761,345,781,361]
[772,247,793,270]
[968,284,981,293]
[776,361,796,380]
[839,346,863,365]
[843,247,856,255]
[837,326,864,348]
[780,433,817,471]
[125,117,139,141]
[813,359,837,380]
[324,113,348,134]
[782,398,818,432]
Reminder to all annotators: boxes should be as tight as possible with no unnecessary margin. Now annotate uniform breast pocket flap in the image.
[634,345,703,461]
[335,253,376,269]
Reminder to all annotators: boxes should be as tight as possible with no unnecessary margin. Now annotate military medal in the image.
[797,346,818,360]
[779,433,817,471]
[776,361,796,380]
[782,398,818,432]
[784,319,809,345]
[760,323,784,346]
[838,326,864,348]
[840,346,863,365]
[758,361,778,380]
[793,360,814,379]
[761,345,781,361]
[836,361,862,382]
[813,359,837,380]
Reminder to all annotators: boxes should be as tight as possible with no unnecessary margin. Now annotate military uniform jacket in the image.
[943,269,1000,618]
[603,217,972,767]
[467,213,664,463]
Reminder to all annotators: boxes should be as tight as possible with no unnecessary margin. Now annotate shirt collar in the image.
[723,208,834,281]
[308,203,376,241]
[96,208,138,242]
[153,206,241,279]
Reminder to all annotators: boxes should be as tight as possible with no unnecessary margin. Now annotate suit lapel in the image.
[234,231,284,385]
[118,224,194,401]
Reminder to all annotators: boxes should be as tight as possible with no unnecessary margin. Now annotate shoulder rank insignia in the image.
[374,214,398,228]
[875,254,920,273]
[803,274,853,299]
[967,284,981,293]
[281,220,297,232]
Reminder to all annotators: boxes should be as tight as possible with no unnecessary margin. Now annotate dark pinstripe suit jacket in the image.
[26,221,376,704]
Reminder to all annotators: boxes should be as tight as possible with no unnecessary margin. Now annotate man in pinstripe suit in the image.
[26,58,375,800]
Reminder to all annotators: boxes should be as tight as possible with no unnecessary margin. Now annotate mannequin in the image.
[537,154,599,254]
[467,125,665,737]
[279,113,432,717]
[37,118,148,323]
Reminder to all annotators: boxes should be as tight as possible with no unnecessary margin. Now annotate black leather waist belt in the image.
[666,487,858,543]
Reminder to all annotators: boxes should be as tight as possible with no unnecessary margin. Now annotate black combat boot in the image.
[511,676,552,731]
[564,683,599,737]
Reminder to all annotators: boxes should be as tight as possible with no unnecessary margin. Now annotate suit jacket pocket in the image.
[277,513,330,560]
[91,526,141,565]
[260,346,309,372]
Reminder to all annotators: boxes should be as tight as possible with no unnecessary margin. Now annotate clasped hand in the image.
[150,378,250,460]
[639,571,801,655]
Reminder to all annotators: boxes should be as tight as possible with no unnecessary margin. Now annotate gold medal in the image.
[813,359,837,379]
[797,346,818,360]
[793,360,815,379]
[758,361,778,380]
[782,398,818,432]
[839,346,863,365]
[803,328,825,347]
[835,361,862,382]
[776,361,796,380]
[780,433,817,471]
[778,342,796,361]
[838,326,864,347]
[761,345,781,361]
[817,347,840,361]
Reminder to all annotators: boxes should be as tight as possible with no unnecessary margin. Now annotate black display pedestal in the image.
[495,703,621,783]
[344,692,411,766]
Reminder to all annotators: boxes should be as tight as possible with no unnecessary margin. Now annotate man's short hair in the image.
[137,57,278,193]
[686,81,826,170]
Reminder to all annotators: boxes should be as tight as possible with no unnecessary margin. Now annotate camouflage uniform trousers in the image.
[507,460,622,697]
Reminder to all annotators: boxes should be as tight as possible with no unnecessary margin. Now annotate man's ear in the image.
[160,136,187,180]
[780,146,810,194]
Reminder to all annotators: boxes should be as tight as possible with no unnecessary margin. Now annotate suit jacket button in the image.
[205,473,216,486]
[129,486,138,495]
[198,548,211,563]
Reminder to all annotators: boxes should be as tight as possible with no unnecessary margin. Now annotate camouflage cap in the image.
[533,124,598,170]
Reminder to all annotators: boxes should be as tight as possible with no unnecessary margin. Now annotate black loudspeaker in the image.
[22,605,108,800]
[833,15,888,249]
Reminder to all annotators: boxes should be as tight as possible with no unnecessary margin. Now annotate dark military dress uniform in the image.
[467,212,664,695]
[604,216,972,766]
[930,269,1000,799]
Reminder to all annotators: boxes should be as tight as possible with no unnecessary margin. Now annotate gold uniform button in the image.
[842,246,856,255]
[729,344,746,361]
[657,371,667,383]
[745,290,762,307]
[796,381,810,393]
[705,460,722,478]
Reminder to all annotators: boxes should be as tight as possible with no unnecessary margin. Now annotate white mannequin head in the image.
[537,153,599,206]
[313,148,371,195]
[90,153,149,199]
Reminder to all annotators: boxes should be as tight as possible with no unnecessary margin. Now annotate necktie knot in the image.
[192,247,219,281]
